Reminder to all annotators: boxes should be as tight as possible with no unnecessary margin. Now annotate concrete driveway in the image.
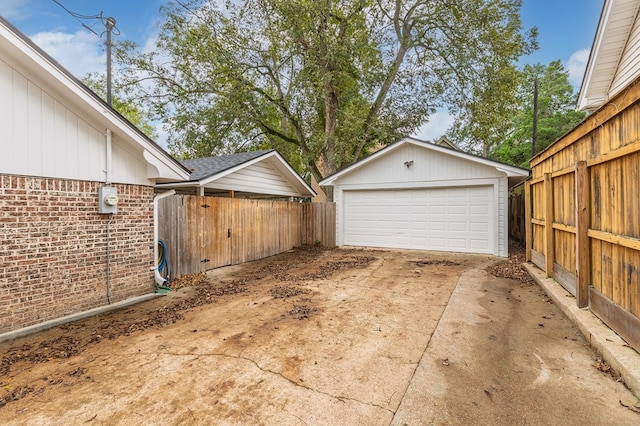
[1,247,638,424]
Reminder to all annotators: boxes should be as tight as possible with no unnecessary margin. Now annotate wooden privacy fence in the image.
[158,195,336,279]
[526,80,640,353]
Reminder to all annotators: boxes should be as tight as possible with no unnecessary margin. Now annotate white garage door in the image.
[343,186,494,254]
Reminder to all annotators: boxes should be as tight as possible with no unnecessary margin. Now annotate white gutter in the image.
[105,128,112,185]
[152,190,175,286]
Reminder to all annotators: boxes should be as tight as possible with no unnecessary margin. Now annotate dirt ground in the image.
[1,246,639,425]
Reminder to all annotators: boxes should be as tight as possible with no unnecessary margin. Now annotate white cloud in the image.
[413,110,455,142]
[30,30,105,79]
[141,33,159,54]
[0,0,28,19]
[566,48,590,88]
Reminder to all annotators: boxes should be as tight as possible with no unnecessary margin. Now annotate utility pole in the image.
[532,77,538,157]
[105,17,116,106]
[53,2,119,105]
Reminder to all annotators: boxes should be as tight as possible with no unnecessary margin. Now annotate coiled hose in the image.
[157,239,170,284]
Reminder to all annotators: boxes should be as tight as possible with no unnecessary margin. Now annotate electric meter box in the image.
[99,186,118,214]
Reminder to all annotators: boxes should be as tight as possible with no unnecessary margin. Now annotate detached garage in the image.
[319,138,529,256]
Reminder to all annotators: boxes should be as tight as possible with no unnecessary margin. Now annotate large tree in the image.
[116,0,536,192]
[490,60,586,168]
[82,72,158,139]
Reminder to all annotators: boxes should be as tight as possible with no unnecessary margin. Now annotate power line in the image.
[52,0,120,104]
[52,0,101,20]
[52,0,120,37]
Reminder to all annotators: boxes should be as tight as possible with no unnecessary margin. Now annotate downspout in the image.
[153,190,175,286]
[105,128,112,304]
[106,129,112,185]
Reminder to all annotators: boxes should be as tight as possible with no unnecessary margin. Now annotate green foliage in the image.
[446,0,539,157]
[115,0,535,185]
[488,60,587,168]
[82,72,158,139]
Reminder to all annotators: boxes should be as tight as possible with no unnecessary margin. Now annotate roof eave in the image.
[196,151,315,197]
[159,151,316,198]
[576,0,640,112]
[0,17,190,181]
[320,137,529,186]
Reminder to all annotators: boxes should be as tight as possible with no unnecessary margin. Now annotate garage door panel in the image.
[471,204,489,214]
[449,238,468,248]
[450,221,467,232]
[429,238,448,249]
[471,239,490,250]
[471,222,489,232]
[429,221,445,231]
[450,205,467,215]
[343,186,493,254]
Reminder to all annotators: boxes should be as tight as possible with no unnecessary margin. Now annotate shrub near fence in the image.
[158,195,336,278]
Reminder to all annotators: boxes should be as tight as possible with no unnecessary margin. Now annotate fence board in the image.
[204,197,231,268]
[158,195,180,281]
[602,240,614,299]
[544,173,554,276]
[630,248,640,317]
[592,238,603,292]
[611,243,621,309]
[185,196,206,274]
[525,182,532,261]
[158,195,335,278]
[575,161,589,307]
[554,262,577,295]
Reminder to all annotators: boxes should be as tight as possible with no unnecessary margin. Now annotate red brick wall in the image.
[0,174,155,333]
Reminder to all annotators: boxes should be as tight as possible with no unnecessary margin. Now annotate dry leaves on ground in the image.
[486,244,535,284]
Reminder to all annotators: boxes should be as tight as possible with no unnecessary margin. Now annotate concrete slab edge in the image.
[523,262,640,399]
[0,293,164,344]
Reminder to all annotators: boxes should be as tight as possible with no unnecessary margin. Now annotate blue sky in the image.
[0,0,605,143]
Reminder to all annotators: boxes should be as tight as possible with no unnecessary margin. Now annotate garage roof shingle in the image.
[181,150,274,181]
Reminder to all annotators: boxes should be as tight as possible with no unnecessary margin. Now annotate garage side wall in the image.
[498,176,508,257]
[0,174,155,333]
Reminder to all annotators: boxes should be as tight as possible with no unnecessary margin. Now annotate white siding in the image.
[497,176,508,257]
[334,144,500,187]
[208,162,302,196]
[0,59,13,163]
[611,9,640,97]
[0,57,149,185]
[41,92,56,177]
[578,0,640,110]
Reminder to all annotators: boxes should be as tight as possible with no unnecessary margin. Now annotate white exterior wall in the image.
[330,144,511,257]
[0,57,149,185]
[497,176,508,257]
[210,161,304,196]
[610,12,640,98]
[334,144,498,188]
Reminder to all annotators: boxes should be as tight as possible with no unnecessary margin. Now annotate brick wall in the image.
[0,174,155,333]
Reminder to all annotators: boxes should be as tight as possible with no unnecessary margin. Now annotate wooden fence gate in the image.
[158,195,336,278]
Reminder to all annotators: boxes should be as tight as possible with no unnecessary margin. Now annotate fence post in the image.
[525,181,532,262]
[575,161,590,308]
[544,173,554,277]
